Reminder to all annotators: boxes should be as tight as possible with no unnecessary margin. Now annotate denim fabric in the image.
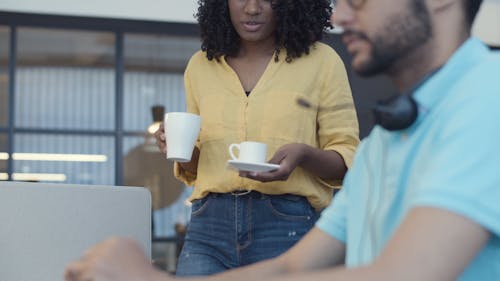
[175,191,319,276]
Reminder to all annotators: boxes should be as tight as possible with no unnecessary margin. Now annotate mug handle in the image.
[228,143,240,160]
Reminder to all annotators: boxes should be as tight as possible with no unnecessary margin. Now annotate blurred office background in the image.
[0,0,499,273]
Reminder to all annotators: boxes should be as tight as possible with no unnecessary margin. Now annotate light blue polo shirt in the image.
[316,38,500,280]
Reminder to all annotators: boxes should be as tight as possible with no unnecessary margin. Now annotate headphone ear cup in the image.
[373,95,418,131]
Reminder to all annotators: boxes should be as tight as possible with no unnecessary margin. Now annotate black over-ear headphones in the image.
[372,94,418,131]
[372,66,444,131]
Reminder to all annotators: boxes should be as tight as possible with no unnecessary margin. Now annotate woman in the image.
[155,0,359,276]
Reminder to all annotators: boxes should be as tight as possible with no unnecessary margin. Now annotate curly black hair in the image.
[196,0,332,62]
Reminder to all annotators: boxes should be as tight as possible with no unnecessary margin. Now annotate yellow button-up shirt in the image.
[175,42,359,210]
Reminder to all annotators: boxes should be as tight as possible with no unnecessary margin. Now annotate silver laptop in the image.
[0,181,151,281]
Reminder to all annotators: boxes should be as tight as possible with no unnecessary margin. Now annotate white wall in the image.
[0,0,198,23]
[0,0,498,44]
[472,0,500,46]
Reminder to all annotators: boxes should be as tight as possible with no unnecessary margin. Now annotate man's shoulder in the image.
[474,51,500,79]
[430,51,500,138]
[457,51,500,95]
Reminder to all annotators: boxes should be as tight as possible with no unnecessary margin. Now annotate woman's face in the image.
[228,0,277,45]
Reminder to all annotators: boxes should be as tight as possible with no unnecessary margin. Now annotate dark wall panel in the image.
[323,34,396,139]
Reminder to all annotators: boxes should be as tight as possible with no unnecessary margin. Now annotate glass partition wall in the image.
[0,26,8,128]
[0,14,202,273]
[0,26,9,179]
[0,134,7,180]
[0,16,201,242]
[122,34,199,238]
[13,27,116,184]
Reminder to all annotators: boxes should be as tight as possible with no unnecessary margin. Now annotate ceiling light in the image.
[12,153,107,162]
[12,173,67,182]
[147,121,161,135]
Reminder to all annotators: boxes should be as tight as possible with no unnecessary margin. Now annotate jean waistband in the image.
[210,190,306,202]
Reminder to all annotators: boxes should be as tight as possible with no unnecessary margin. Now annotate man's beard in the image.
[354,0,432,77]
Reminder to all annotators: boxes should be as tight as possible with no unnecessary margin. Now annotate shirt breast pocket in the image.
[258,91,318,143]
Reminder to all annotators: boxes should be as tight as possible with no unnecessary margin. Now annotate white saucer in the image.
[227,160,280,173]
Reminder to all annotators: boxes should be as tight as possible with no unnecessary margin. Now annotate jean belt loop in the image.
[230,189,252,196]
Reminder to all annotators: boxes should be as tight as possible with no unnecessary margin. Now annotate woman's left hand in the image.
[240,143,307,182]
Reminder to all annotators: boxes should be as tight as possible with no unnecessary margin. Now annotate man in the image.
[65,0,500,280]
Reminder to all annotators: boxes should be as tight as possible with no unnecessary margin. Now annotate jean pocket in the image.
[266,195,314,222]
[191,196,211,217]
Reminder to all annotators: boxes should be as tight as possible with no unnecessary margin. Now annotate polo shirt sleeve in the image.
[315,173,351,243]
[316,51,360,187]
[410,81,500,237]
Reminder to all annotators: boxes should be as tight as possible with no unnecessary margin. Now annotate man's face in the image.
[333,0,432,76]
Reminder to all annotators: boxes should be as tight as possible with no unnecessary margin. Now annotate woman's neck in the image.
[236,38,276,59]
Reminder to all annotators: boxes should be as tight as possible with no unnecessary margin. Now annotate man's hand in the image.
[64,237,168,281]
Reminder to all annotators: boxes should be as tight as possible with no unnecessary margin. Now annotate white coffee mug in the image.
[228,141,267,163]
[164,112,201,162]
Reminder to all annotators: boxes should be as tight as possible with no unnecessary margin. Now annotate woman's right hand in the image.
[154,122,199,175]
[154,123,167,154]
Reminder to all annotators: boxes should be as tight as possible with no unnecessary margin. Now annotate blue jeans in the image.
[175,191,319,276]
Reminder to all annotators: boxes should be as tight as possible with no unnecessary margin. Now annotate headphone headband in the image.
[373,94,418,131]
